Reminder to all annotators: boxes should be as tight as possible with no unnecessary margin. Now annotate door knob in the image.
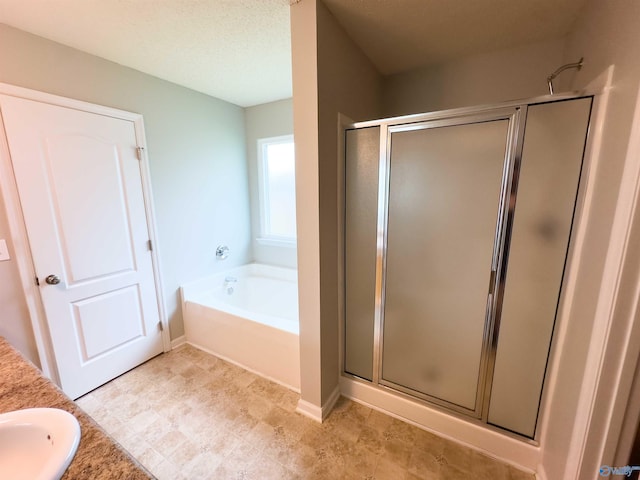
[45,274,60,285]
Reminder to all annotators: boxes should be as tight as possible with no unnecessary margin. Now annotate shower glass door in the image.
[343,96,593,438]
[380,115,515,415]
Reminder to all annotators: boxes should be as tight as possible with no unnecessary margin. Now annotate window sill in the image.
[256,237,297,249]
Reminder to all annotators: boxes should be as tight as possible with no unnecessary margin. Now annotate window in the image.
[257,135,296,245]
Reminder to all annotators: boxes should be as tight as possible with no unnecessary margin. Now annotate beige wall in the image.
[0,24,252,362]
[244,98,297,268]
[383,38,565,117]
[291,0,382,407]
[0,193,37,364]
[538,0,640,477]
[316,0,383,402]
[291,0,322,407]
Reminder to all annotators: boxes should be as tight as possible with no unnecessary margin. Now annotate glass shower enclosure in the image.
[343,96,592,439]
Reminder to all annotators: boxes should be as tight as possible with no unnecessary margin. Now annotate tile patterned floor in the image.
[77,345,534,480]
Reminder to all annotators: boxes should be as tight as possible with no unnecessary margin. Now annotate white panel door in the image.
[0,95,164,399]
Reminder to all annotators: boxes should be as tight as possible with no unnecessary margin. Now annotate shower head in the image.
[547,57,584,95]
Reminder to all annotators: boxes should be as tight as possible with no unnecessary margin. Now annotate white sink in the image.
[0,408,81,480]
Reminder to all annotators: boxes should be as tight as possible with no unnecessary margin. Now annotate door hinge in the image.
[158,321,164,332]
[136,146,145,161]
[35,276,40,286]
[147,239,153,251]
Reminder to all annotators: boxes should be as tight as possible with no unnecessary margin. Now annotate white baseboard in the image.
[170,335,187,349]
[323,386,341,419]
[296,385,341,423]
[296,399,323,422]
[340,376,540,472]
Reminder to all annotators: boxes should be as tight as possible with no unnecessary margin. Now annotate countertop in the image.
[0,336,155,479]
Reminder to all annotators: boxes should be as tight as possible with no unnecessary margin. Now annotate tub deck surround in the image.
[182,263,300,390]
[0,336,154,480]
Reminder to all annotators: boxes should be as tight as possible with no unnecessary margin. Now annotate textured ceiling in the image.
[322,0,588,75]
[0,0,292,107]
[0,0,587,107]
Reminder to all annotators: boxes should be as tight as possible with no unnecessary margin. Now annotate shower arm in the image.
[547,57,584,95]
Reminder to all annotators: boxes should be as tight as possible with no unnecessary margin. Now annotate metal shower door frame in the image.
[371,106,528,419]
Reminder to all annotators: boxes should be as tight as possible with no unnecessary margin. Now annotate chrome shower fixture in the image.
[547,57,584,95]
[215,245,229,260]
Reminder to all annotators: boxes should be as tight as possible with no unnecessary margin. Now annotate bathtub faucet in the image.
[224,276,237,294]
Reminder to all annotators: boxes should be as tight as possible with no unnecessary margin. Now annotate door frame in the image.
[0,82,171,383]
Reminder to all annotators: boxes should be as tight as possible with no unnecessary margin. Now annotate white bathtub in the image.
[181,263,300,390]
